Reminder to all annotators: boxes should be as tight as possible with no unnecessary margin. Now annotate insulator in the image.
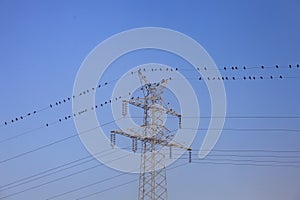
[110,133,116,148]
[132,139,135,152]
[189,150,192,163]
[179,116,182,129]
[122,101,128,116]
[169,146,172,159]
[132,138,137,153]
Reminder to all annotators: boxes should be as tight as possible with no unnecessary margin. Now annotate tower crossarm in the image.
[164,108,181,118]
[124,98,146,110]
[111,129,191,151]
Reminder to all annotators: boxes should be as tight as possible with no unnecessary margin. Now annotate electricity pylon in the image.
[111,69,191,200]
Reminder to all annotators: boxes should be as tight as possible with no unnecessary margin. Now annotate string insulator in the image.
[179,116,182,129]
[122,101,128,116]
[188,149,192,163]
[110,133,116,148]
[132,138,137,153]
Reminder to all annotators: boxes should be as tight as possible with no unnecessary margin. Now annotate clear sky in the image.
[0,1,300,200]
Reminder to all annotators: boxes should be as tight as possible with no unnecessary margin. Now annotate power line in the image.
[0,146,130,192]
[2,149,300,199]
[1,64,298,128]
[0,118,121,165]
[75,162,189,200]
[0,151,132,200]
[192,160,300,168]
[2,110,300,145]
[3,145,299,193]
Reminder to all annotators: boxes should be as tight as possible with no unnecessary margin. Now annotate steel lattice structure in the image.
[111,70,191,200]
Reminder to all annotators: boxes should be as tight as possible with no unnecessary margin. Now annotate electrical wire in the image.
[192,160,300,168]
[0,118,122,165]
[1,63,299,128]
[0,150,133,200]
[75,162,189,200]
[0,146,130,192]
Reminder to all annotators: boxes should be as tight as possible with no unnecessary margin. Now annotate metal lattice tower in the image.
[111,69,191,200]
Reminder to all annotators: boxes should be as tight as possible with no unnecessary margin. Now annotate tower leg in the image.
[138,142,168,200]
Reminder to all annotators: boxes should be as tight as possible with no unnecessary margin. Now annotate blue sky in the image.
[0,1,300,200]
